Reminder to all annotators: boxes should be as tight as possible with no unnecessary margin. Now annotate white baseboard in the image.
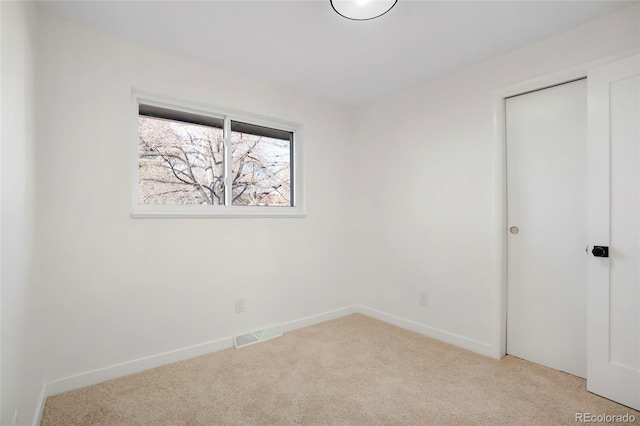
[281,305,358,333]
[38,306,360,400]
[356,305,494,358]
[31,384,47,426]
[34,334,236,425]
[44,334,234,399]
[33,304,493,425]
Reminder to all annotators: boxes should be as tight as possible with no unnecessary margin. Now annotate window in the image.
[132,95,303,217]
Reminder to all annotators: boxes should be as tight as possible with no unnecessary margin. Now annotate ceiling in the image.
[38,1,637,106]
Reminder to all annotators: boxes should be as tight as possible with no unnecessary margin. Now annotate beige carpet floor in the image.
[41,314,639,425]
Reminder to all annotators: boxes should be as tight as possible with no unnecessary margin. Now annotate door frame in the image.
[490,48,640,359]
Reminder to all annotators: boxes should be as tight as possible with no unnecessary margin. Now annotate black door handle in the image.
[592,246,609,257]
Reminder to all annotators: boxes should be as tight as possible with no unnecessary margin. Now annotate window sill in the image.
[131,206,306,219]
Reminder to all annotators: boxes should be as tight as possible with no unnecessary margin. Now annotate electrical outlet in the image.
[12,409,18,426]
[419,292,428,306]
[235,298,245,313]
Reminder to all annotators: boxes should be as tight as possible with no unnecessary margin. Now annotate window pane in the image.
[230,122,292,207]
[138,115,225,205]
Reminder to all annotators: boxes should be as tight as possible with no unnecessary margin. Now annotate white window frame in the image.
[131,92,305,218]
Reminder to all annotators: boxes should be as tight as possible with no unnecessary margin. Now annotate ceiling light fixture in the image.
[331,0,398,21]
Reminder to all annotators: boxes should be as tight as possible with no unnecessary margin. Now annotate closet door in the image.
[506,78,587,378]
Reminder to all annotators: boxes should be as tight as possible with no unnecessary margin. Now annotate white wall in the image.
[1,2,44,425]
[32,11,357,383]
[353,6,640,356]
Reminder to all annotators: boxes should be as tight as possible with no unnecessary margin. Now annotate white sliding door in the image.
[506,79,587,378]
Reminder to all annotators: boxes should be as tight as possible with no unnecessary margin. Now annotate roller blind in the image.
[139,104,224,129]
